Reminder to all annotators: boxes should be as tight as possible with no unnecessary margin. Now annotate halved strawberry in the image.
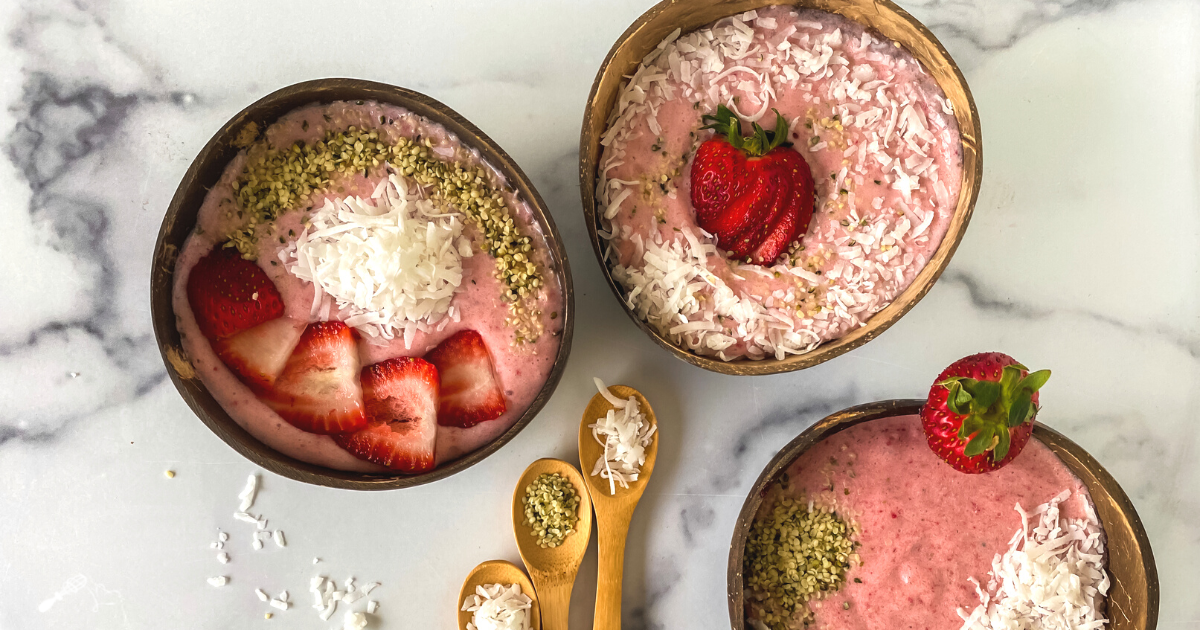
[425,330,507,428]
[214,317,307,390]
[264,321,366,435]
[187,247,284,340]
[334,357,438,473]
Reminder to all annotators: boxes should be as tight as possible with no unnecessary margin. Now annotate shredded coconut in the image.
[588,378,656,495]
[237,474,258,512]
[462,583,533,630]
[957,491,1110,630]
[282,172,471,346]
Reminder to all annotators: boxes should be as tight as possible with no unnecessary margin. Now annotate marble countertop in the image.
[1,0,1196,627]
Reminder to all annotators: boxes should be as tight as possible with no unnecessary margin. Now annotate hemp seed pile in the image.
[743,495,857,630]
[521,473,579,548]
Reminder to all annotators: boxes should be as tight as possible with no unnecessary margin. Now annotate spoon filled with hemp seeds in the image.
[511,458,593,630]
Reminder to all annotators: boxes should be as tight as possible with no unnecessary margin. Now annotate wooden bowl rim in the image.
[578,0,983,375]
[725,399,1160,630]
[150,78,574,490]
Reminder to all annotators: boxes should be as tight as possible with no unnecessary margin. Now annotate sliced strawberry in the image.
[688,107,817,264]
[187,247,284,340]
[725,173,790,259]
[425,330,507,428]
[748,152,816,264]
[690,137,752,224]
[334,357,438,473]
[214,317,307,390]
[706,168,780,245]
[265,321,366,435]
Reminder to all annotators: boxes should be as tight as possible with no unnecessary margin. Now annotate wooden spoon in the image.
[458,560,542,630]
[512,459,593,630]
[578,385,658,630]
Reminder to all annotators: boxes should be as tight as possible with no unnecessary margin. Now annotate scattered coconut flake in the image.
[343,611,368,630]
[360,582,380,595]
[270,599,289,611]
[218,532,228,543]
[589,378,657,495]
[256,588,270,602]
[462,583,533,630]
[957,491,1109,630]
[273,530,286,548]
[313,557,321,565]
[233,512,258,525]
[282,173,469,345]
[237,474,258,512]
[216,552,229,564]
[366,600,378,614]
[206,576,228,588]
[252,538,263,551]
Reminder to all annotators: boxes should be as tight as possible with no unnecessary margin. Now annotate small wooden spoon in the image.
[458,560,541,630]
[578,385,658,630]
[512,459,593,630]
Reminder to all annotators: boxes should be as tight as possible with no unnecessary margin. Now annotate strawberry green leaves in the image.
[935,365,1051,463]
[700,105,791,158]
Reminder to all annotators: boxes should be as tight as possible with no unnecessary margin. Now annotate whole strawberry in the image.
[920,352,1051,474]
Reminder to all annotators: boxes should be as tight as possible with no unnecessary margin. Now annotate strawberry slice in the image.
[707,169,780,245]
[425,330,507,428]
[214,317,307,390]
[264,321,366,435]
[725,174,790,260]
[690,138,752,223]
[187,247,284,340]
[334,357,438,473]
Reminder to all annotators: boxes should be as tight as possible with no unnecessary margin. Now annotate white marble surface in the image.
[0,0,1196,627]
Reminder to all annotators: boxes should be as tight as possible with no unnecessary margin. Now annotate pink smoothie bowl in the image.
[727,399,1158,630]
[150,79,574,490]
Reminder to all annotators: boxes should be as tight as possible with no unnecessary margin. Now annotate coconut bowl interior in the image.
[726,400,1159,630]
[150,78,574,490]
[579,0,983,375]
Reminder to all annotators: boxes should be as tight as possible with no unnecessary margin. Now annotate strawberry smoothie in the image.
[598,7,962,361]
[172,101,564,472]
[745,415,1098,630]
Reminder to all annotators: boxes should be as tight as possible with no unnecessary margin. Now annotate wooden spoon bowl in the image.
[512,459,593,630]
[458,560,541,630]
[578,385,658,630]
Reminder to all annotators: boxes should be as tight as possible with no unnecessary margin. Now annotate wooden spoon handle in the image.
[593,508,635,630]
[537,580,574,630]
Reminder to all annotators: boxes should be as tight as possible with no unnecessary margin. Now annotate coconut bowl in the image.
[726,400,1158,630]
[580,0,982,375]
[151,78,574,490]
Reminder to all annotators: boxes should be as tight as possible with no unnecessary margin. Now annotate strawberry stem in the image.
[937,365,1051,462]
[700,105,791,157]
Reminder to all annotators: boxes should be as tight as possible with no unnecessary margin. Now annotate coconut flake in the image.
[463,583,533,630]
[957,492,1110,630]
[588,379,657,495]
[283,173,468,346]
